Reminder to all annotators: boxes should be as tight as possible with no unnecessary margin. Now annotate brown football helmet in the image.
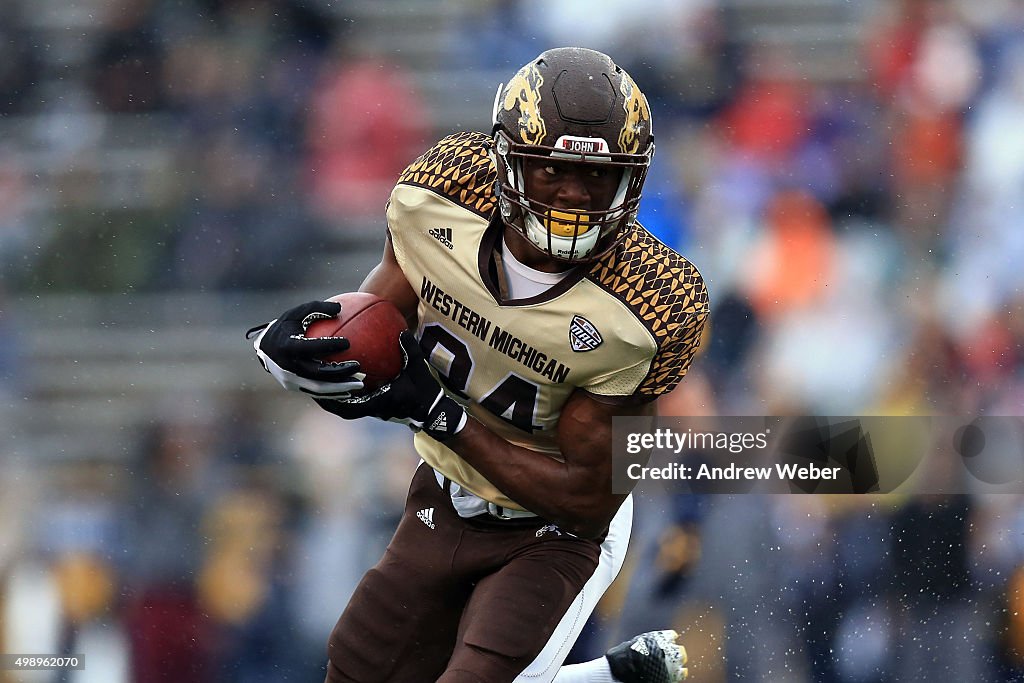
[492,47,654,263]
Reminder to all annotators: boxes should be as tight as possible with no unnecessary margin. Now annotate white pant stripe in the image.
[514,495,634,681]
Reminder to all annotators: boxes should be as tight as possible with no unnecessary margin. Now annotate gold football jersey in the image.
[387,132,708,510]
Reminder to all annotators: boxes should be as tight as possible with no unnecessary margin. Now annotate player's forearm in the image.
[445,418,621,538]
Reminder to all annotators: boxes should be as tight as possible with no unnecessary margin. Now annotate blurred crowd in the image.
[2,0,1024,681]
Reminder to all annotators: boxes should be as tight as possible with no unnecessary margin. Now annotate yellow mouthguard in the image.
[546,210,593,237]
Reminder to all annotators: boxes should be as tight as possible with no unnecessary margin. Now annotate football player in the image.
[251,47,707,683]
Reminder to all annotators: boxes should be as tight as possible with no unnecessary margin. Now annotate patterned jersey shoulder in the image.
[396,131,497,219]
[587,225,709,399]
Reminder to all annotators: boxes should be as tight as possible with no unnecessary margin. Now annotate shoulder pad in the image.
[587,225,709,398]
[397,132,497,219]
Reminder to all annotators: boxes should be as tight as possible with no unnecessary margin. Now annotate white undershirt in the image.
[501,237,572,299]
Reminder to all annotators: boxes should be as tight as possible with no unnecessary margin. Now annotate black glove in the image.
[315,331,467,441]
[247,300,364,398]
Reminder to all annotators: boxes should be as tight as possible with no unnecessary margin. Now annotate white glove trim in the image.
[253,321,365,398]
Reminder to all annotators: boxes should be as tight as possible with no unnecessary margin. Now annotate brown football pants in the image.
[324,464,602,683]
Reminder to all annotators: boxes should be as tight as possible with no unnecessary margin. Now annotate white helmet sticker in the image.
[552,135,610,159]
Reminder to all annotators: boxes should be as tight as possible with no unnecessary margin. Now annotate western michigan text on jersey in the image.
[420,275,572,383]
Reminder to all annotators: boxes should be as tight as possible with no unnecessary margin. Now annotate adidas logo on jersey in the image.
[569,315,603,352]
[429,411,448,432]
[428,227,454,249]
[417,507,436,529]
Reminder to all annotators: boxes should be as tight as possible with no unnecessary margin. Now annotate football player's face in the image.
[522,158,621,212]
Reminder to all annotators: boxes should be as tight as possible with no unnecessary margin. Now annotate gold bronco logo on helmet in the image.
[618,74,650,155]
[501,63,547,146]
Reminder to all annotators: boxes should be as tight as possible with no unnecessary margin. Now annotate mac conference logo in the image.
[569,315,602,352]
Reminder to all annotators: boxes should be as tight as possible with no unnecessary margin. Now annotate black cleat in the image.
[605,629,688,683]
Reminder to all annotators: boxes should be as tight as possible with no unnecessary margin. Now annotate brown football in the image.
[304,292,407,390]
